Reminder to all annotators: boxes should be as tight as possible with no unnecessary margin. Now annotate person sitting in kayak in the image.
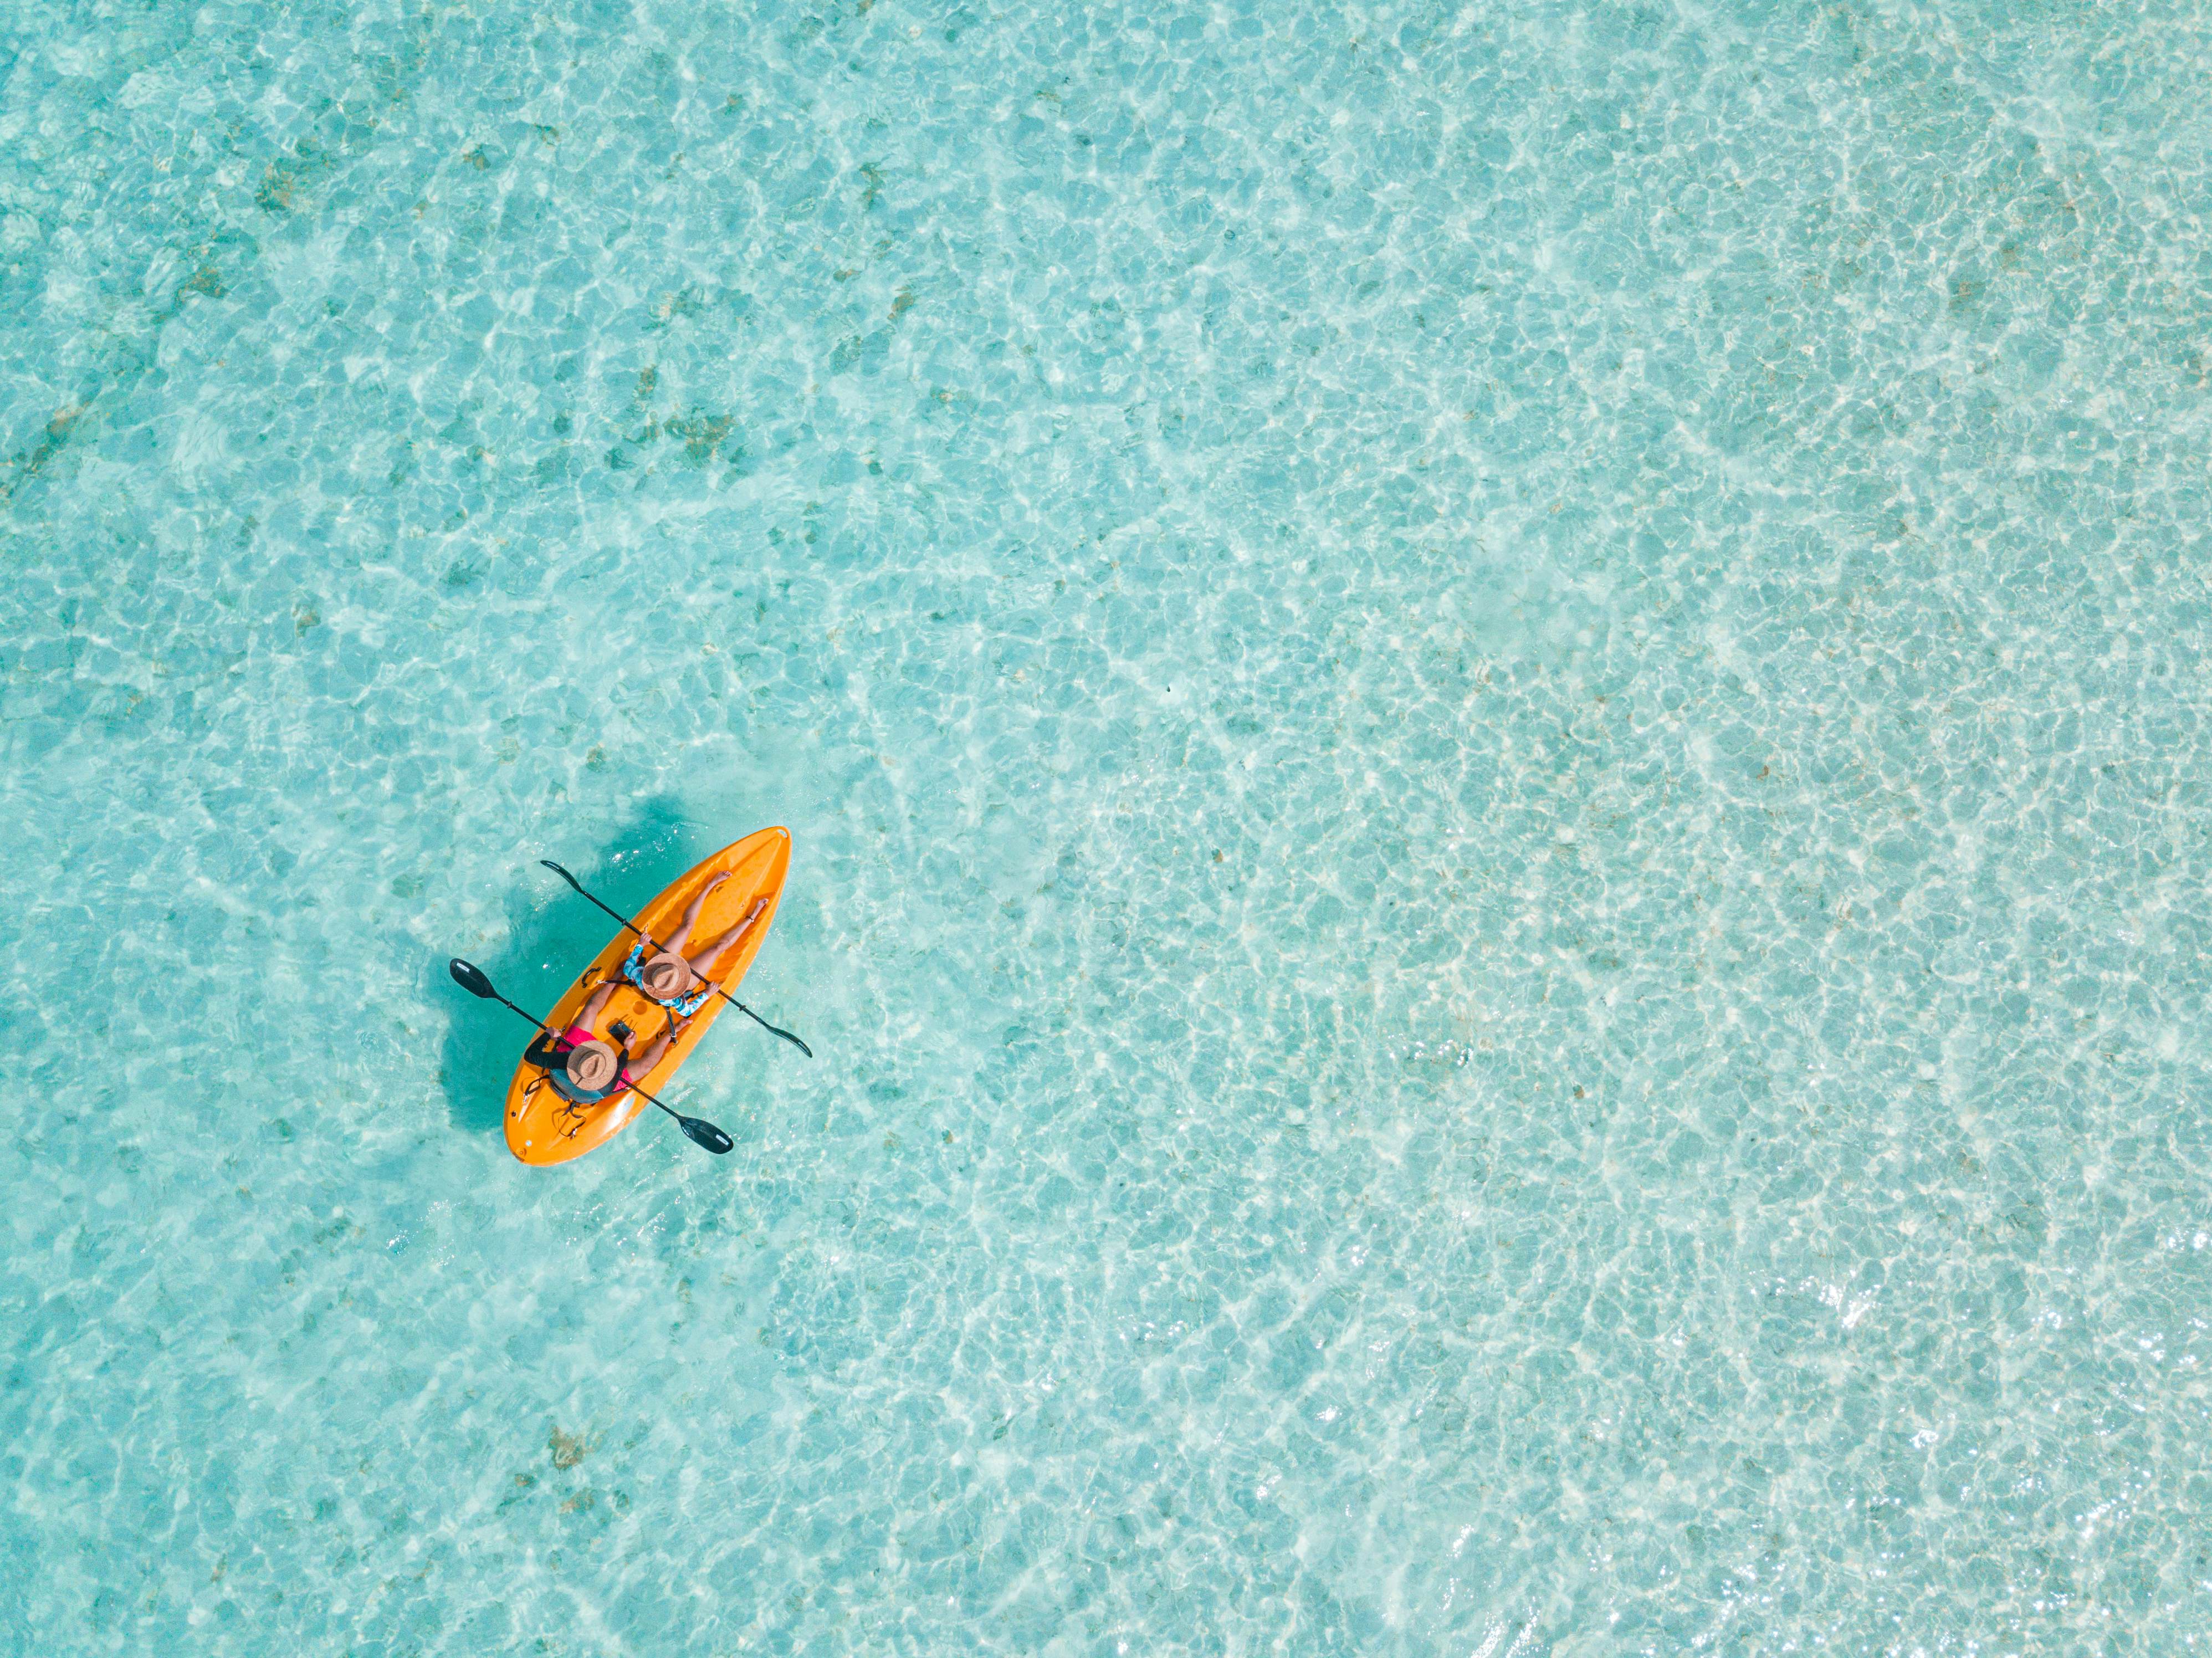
[528,978,677,1106]
[620,873,768,1017]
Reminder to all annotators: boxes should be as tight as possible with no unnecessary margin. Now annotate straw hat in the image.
[638,951,694,1000]
[564,1037,621,1093]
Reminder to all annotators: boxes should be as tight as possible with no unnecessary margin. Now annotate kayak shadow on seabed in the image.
[433,794,714,1138]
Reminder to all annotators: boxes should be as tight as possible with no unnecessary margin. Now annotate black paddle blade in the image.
[738,1001,815,1059]
[539,859,581,889]
[449,959,496,999]
[679,1115,734,1154]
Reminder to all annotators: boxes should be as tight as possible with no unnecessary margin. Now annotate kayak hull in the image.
[504,826,790,1166]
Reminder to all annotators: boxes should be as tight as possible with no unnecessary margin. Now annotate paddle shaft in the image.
[541,862,813,1057]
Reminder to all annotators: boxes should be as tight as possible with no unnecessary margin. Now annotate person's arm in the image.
[628,1038,671,1077]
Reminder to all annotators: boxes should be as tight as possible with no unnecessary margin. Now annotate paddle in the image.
[537,858,815,1059]
[447,959,734,1155]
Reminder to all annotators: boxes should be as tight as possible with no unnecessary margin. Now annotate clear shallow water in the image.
[4,0,2210,1650]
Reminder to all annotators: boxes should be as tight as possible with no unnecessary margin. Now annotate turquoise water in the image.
[5,0,2211,1650]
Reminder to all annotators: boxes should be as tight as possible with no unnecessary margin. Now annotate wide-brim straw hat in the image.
[639,951,694,999]
[565,1038,620,1092]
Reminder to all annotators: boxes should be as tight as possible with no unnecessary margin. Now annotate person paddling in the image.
[526,977,677,1105]
[620,872,768,1018]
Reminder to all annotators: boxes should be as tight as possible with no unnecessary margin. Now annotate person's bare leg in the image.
[654,872,733,957]
[574,979,618,1030]
[684,898,767,984]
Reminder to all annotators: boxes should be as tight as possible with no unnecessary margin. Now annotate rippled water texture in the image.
[5,1,2211,1652]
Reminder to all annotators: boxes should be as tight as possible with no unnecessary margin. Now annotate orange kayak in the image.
[505,826,791,1165]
